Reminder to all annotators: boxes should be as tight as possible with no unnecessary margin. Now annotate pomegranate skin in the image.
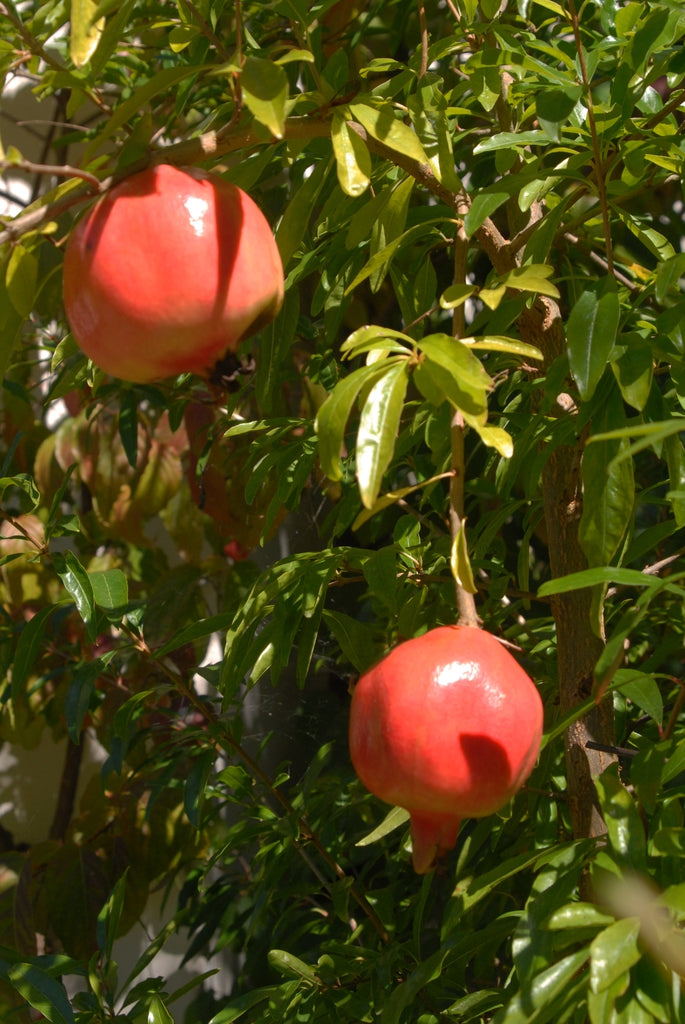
[349,625,543,873]
[63,164,284,383]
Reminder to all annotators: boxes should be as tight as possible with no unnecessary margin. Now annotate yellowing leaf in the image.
[70,0,105,67]
[331,111,371,197]
[450,521,477,594]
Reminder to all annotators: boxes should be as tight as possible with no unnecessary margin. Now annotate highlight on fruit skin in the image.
[348,624,544,874]
[62,163,284,383]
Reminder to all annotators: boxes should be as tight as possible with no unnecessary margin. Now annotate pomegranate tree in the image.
[63,164,284,383]
[349,625,543,873]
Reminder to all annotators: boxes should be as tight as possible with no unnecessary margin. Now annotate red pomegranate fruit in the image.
[349,625,543,873]
[63,164,284,383]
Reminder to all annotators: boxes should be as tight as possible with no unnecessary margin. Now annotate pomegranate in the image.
[349,625,543,873]
[63,164,284,383]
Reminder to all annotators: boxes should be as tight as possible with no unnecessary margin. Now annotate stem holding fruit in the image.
[449,221,480,628]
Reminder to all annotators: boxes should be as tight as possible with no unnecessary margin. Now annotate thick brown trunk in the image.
[519,300,616,841]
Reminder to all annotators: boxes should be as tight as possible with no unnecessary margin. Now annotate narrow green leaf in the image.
[420,334,492,393]
[471,423,514,457]
[347,100,428,165]
[340,324,413,357]
[240,57,288,138]
[579,387,635,567]
[148,994,175,1024]
[544,902,615,931]
[495,950,589,1023]
[450,521,477,593]
[440,284,477,309]
[465,336,543,360]
[84,65,206,156]
[275,158,331,267]
[419,334,491,419]
[589,918,641,994]
[96,871,128,962]
[53,551,96,637]
[499,264,560,299]
[168,24,198,53]
[267,949,319,985]
[184,751,215,828]
[345,219,446,294]
[356,361,409,508]
[322,609,378,672]
[566,278,620,401]
[355,806,410,846]
[331,111,371,197]
[464,189,510,238]
[6,244,38,318]
[64,660,100,742]
[369,176,414,292]
[594,764,647,873]
[11,604,54,700]
[315,362,389,481]
[610,337,653,412]
[5,962,74,1024]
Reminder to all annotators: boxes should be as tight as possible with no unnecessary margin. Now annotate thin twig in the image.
[0,158,101,191]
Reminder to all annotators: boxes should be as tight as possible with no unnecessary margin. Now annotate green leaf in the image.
[356,361,409,508]
[369,176,414,292]
[96,871,128,961]
[53,551,96,638]
[345,219,446,294]
[589,918,641,994]
[84,65,207,156]
[5,244,38,318]
[536,85,582,141]
[579,386,635,567]
[472,423,514,457]
[494,949,589,1023]
[267,949,319,985]
[499,264,560,299]
[331,111,371,197]
[322,609,378,673]
[594,764,647,873]
[450,521,477,593]
[419,334,491,418]
[4,961,74,1024]
[465,336,543,360]
[544,902,614,931]
[240,56,288,138]
[355,806,410,846]
[610,337,653,412]
[617,672,663,726]
[464,188,510,238]
[64,660,101,742]
[538,566,672,597]
[567,278,620,401]
[88,568,128,611]
[70,0,105,67]
[440,284,477,309]
[147,993,175,1024]
[340,324,412,358]
[11,604,55,700]
[316,362,390,481]
[347,100,429,165]
[275,156,331,267]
